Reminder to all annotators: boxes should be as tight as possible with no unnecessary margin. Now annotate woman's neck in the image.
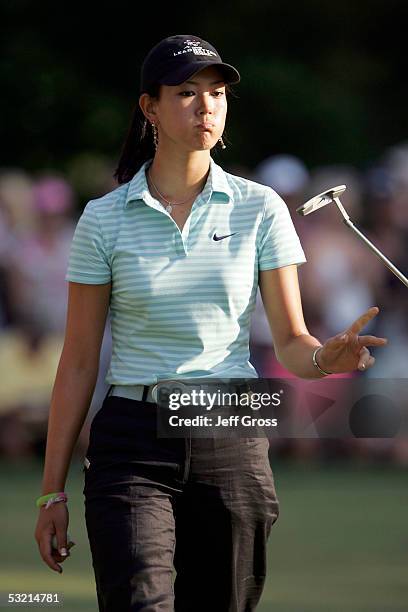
[148,148,211,200]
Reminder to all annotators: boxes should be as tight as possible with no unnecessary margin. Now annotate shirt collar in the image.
[124,157,233,209]
[124,160,152,208]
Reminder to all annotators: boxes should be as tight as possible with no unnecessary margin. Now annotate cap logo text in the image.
[173,39,218,58]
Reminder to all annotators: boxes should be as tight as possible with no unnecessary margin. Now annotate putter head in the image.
[296,185,347,216]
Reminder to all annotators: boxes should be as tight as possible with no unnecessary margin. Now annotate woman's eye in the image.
[178,90,224,97]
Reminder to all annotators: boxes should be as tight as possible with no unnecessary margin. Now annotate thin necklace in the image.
[148,169,201,214]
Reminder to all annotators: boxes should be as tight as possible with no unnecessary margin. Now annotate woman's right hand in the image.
[34,502,71,573]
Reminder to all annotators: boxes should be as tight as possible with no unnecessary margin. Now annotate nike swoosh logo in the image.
[213,232,238,241]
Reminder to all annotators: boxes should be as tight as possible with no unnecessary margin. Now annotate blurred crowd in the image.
[1,144,408,464]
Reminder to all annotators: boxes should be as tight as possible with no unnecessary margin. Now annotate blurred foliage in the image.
[1,0,407,183]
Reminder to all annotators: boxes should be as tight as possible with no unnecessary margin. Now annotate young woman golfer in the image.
[34,34,388,611]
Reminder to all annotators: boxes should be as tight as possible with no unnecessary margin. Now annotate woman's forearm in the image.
[277,333,326,379]
[41,355,99,495]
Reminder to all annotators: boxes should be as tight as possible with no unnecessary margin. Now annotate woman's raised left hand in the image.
[316,307,388,374]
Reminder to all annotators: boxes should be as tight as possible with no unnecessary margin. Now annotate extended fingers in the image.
[348,306,379,335]
[357,335,388,347]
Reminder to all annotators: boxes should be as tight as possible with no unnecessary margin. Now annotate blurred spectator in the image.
[6,174,76,335]
[251,154,311,376]
[361,148,408,378]
[254,154,309,203]
[297,165,383,337]
[0,322,62,458]
[383,141,408,232]
[0,169,36,236]
[0,170,36,328]
[0,168,114,459]
[254,154,310,235]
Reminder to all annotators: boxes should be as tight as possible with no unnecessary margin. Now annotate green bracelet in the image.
[36,492,67,508]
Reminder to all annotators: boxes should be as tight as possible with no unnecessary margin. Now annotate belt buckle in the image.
[151,380,190,404]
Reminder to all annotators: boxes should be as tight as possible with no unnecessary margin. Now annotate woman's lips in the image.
[196,123,214,131]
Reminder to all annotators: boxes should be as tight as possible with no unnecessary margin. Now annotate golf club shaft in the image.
[343,219,408,288]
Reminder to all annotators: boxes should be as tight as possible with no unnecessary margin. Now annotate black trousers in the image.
[83,391,280,612]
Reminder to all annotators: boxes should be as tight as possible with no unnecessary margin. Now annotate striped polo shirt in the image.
[65,157,306,385]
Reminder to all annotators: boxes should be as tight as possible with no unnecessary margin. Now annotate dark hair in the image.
[113,84,160,185]
[113,83,235,185]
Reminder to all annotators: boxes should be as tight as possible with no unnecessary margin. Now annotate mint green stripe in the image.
[65,157,306,385]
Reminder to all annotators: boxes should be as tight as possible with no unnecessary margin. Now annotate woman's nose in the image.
[197,94,214,114]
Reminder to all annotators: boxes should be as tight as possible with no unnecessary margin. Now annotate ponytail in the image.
[113,85,160,184]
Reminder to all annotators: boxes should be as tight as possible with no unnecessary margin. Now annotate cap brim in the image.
[159,61,241,86]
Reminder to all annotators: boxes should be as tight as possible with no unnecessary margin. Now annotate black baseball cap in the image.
[140,34,241,94]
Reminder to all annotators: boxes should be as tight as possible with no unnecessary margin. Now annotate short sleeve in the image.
[257,189,307,271]
[65,202,111,284]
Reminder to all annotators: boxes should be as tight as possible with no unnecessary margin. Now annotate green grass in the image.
[1,459,407,611]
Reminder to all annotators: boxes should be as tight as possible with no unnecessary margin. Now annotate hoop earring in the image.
[218,136,226,150]
[151,123,158,150]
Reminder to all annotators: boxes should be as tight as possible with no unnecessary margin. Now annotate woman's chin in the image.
[192,132,219,150]
[178,133,219,153]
